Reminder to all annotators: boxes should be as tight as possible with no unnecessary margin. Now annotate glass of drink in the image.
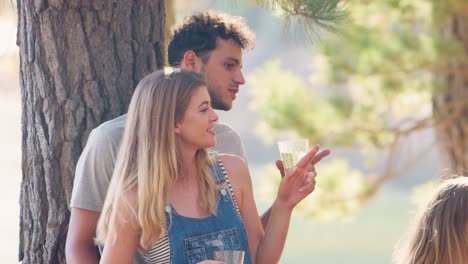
[213,250,245,264]
[277,139,309,171]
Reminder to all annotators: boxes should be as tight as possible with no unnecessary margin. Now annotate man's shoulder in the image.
[214,122,239,136]
[71,114,127,211]
[218,153,245,167]
[212,121,246,159]
[88,114,127,145]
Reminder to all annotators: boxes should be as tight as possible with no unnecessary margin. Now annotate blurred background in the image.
[2,0,460,263]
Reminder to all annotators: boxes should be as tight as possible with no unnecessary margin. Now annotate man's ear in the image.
[181,50,201,71]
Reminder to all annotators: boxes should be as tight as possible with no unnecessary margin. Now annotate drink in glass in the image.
[277,139,309,170]
[213,250,244,264]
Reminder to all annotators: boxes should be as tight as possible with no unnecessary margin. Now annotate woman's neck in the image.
[177,146,198,183]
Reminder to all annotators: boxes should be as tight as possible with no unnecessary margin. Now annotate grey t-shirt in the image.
[70,114,246,211]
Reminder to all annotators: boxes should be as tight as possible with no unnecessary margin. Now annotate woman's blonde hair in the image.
[393,176,468,264]
[96,68,218,250]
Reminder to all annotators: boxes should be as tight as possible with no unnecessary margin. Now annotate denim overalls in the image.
[165,160,252,264]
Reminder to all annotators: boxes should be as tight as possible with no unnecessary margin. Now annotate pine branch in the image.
[256,0,349,41]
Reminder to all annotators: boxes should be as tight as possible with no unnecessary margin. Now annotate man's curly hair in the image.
[168,11,255,66]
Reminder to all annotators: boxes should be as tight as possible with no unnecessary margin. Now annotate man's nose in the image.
[234,70,245,85]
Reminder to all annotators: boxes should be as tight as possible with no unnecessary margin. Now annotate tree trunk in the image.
[433,14,468,177]
[17,0,165,263]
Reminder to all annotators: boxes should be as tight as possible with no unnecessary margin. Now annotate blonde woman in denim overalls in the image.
[95,69,324,264]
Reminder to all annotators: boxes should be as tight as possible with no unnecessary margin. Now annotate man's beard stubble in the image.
[210,88,231,111]
[201,67,232,111]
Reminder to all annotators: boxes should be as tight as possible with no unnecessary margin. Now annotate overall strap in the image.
[209,158,226,184]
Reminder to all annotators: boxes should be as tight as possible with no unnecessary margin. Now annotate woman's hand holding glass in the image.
[276,144,326,209]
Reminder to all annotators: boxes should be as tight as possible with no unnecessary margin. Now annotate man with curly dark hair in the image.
[168,11,255,111]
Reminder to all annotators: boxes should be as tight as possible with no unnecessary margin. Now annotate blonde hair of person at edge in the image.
[393,176,468,264]
[95,68,324,264]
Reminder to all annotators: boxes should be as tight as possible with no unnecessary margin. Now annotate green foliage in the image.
[320,0,466,93]
[254,0,348,40]
[249,0,468,220]
[249,60,325,142]
[298,159,369,221]
[248,60,396,149]
[250,0,466,151]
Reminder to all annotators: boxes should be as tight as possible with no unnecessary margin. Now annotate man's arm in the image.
[66,208,101,264]
[260,208,273,229]
[66,116,126,263]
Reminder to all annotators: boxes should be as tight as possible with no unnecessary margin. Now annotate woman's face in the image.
[175,85,219,150]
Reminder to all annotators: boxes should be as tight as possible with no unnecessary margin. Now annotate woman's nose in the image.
[210,109,219,122]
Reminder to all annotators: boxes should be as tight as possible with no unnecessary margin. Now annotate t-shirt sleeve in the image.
[213,123,248,162]
[237,135,247,161]
[69,127,120,212]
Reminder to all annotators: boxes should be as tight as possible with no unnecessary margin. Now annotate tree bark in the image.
[433,14,468,177]
[17,0,165,263]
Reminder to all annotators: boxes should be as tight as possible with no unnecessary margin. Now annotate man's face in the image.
[200,38,245,111]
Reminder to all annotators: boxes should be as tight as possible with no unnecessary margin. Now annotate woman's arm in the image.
[220,155,264,263]
[221,146,321,264]
[255,157,317,263]
[220,154,263,262]
[99,193,141,264]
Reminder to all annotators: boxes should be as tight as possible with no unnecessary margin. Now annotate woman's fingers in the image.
[296,145,321,170]
[311,149,331,165]
[277,145,325,206]
[298,172,316,193]
[295,144,330,171]
[283,145,331,180]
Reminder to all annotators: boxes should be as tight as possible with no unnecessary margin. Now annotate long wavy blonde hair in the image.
[96,68,218,250]
[393,176,468,264]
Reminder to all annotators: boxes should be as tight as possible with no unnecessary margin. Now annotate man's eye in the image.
[201,108,209,112]
[225,63,234,70]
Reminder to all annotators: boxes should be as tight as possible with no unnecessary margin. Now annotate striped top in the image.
[143,159,240,264]
[143,235,170,264]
